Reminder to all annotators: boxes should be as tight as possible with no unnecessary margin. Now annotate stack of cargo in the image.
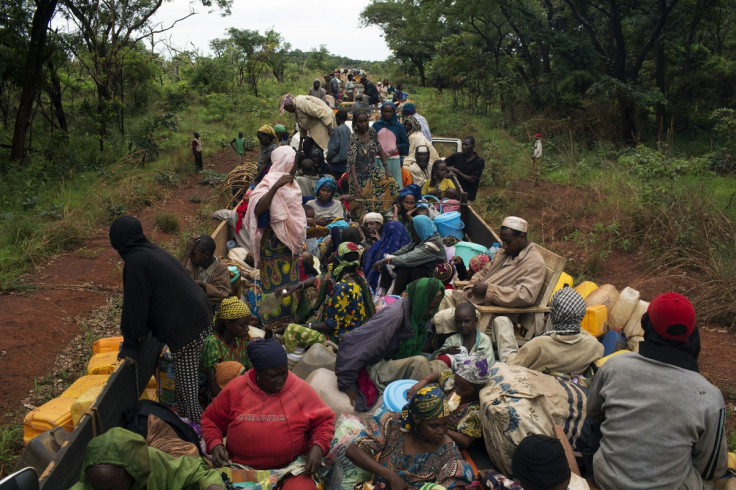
[23,336,156,445]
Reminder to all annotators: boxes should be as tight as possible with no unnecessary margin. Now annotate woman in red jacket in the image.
[201,338,335,490]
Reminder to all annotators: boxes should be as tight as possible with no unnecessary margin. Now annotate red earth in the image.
[1,151,734,440]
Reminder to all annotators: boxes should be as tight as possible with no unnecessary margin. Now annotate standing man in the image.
[446,136,485,201]
[308,78,326,102]
[585,292,728,489]
[329,73,340,103]
[279,94,335,153]
[230,131,246,164]
[192,132,203,171]
[531,133,542,184]
[362,76,379,106]
[110,216,212,422]
[326,109,351,178]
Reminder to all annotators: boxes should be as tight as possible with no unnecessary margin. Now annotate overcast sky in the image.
[143,0,391,61]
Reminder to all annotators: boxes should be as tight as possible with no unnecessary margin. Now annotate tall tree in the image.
[361,0,446,86]
[9,0,58,162]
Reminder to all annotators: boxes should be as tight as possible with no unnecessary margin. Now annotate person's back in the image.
[587,293,727,490]
[590,353,725,489]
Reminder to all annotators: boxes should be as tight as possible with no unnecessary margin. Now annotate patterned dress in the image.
[200,334,251,371]
[259,227,299,327]
[353,411,474,489]
[347,128,399,220]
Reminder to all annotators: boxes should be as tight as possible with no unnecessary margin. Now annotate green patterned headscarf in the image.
[395,277,444,360]
[400,384,451,432]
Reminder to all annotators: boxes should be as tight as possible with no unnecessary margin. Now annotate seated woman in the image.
[201,297,255,399]
[305,176,345,222]
[361,212,384,251]
[345,385,474,489]
[202,338,335,490]
[280,242,375,351]
[421,159,456,197]
[336,278,446,410]
[393,184,422,228]
[409,353,492,450]
[376,215,446,295]
[363,220,411,292]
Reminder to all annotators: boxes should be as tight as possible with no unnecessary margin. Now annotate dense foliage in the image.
[362,0,736,145]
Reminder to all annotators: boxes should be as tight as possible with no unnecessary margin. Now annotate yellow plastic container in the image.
[594,349,631,369]
[23,397,75,444]
[87,351,120,375]
[574,281,599,300]
[609,286,640,331]
[92,336,124,354]
[60,375,109,399]
[71,386,105,425]
[582,304,608,337]
[548,272,574,303]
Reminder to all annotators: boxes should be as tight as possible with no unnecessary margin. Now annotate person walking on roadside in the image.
[531,133,542,184]
[192,132,203,171]
[109,216,212,422]
[230,131,246,164]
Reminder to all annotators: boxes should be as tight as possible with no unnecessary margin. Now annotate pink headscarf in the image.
[244,146,306,266]
[279,94,295,115]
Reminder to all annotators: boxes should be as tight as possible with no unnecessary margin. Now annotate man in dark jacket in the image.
[109,216,212,422]
[362,76,379,106]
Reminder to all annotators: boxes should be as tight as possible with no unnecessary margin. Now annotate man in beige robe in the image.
[281,95,335,152]
[434,216,546,360]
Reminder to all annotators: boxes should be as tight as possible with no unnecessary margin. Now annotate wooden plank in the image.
[476,306,551,314]
[38,334,162,490]
[212,219,230,258]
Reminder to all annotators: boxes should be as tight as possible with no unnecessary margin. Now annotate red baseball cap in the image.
[647,292,696,343]
[536,133,541,138]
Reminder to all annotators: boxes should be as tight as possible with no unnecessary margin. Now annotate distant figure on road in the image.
[230,131,246,164]
[308,78,326,102]
[192,132,203,171]
[531,133,542,184]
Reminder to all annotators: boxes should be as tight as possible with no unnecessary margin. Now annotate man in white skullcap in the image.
[461,216,546,360]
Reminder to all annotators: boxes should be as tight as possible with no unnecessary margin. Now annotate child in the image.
[304,205,328,258]
[434,302,495,368]
[441,186,460,212]
[230,131,246,164]
[409,353,492,449]
[296,158,318,198]
[421,159,456,196]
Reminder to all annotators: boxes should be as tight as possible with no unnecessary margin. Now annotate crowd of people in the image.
[76,71,730,490]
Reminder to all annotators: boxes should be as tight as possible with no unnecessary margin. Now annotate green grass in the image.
[0,427,22,475]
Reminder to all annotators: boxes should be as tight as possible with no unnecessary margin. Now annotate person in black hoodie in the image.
[109,216,212,422]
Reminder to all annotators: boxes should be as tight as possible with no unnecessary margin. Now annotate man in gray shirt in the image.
[326,109,351,178]
[586,292,727,489]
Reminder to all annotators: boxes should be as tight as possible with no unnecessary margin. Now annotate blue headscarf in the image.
[364,220,411,290]
[372,102,409,156]
[399,184,422,202]
[315,175,337,195]
[411,215,437,242]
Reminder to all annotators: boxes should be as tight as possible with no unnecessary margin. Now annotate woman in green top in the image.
[201,297,255,398]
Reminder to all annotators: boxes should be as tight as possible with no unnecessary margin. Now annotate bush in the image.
[155,212,180,234]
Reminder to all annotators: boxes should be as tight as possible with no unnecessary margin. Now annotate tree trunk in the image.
[46,61,68,132]
[655,40,666,144]
[9,0,58,162]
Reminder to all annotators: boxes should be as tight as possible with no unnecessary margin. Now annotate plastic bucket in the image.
[382,379,417,412]
[454,241,487,268]
[434,211,464,240]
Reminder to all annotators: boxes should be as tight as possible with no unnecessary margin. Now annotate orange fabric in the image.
[402,168,413,187]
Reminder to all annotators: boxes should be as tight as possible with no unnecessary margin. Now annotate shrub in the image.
[155,212,180,234]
